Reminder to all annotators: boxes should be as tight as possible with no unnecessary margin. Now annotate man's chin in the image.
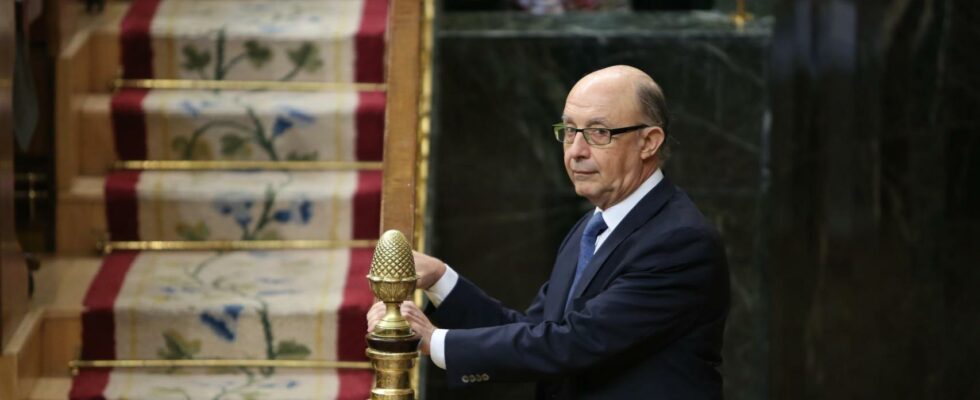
[573,185,596,199]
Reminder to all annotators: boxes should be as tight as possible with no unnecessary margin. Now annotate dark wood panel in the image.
[0,0,29,348]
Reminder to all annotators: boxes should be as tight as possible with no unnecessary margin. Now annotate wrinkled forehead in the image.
[562,77,641,124]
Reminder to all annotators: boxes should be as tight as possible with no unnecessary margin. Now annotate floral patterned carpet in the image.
[104,170,380,242]
[69,0,387,398]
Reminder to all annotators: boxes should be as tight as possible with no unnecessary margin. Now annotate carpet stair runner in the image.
[119,0,385,83]
[67,0,388,398]
[71,250,375,400]
[110,89,385,164]
[104,170,380,242]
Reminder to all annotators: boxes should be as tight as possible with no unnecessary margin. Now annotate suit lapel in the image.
[545,215,587,321]
[569,178,678,301]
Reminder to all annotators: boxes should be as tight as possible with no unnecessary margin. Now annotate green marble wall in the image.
[714,0,772,15]
[768,0,980,397]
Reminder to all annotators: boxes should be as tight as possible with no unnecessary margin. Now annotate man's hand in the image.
[366,301,386,333]
[365,301,437,355]
[413,251,446,290]
[400,301,436,355]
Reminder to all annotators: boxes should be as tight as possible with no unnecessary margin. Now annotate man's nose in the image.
[565,132,591,158]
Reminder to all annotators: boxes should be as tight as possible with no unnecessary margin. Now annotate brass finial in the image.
[367,230,419,337]
[366,230,421,400]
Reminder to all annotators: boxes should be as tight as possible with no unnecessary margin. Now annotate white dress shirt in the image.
[425,169,665,370]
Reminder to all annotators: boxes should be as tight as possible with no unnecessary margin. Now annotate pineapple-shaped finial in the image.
[369,230,416,284]
[367,230,418,338]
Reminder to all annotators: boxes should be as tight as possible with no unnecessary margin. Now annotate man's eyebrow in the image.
[586,117,609,126]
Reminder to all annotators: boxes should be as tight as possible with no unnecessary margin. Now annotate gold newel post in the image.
[366,230,422,400]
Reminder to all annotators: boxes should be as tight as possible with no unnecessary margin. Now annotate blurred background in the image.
[3,0,978,398]
[421,0,979,399]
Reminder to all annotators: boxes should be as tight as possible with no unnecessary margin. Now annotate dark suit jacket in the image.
[427,177,729,399]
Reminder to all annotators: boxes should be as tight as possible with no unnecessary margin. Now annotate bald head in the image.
[571,66,669,132]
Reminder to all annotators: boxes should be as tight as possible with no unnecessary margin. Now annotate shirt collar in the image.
[594,168,664,235]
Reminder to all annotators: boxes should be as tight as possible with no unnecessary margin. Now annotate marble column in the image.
[769,0,980,397]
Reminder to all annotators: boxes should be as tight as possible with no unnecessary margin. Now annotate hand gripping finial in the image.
[367,230,420,338]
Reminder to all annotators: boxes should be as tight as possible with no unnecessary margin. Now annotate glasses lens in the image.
[584,128,611,145]
[565,127,579,143]
[554,125,567,142]
[555,126,576,143]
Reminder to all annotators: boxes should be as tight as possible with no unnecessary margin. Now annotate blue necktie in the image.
[565,212,607,312]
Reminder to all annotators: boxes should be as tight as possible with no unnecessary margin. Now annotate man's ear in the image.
[640,127,665,160]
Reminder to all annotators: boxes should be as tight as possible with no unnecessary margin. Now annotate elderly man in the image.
[368,65,729,399]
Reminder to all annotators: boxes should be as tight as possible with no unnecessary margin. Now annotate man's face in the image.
[562,77,652,210]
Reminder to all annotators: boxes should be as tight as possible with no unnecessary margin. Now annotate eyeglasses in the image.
[552,123,650,146]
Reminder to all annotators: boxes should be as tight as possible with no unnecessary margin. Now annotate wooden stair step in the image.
[73,90,385,177]
[29,377,72,400]
[115,0,386,83]
[78,250,373,361]
[102,169,380,242]
[57,170,381,251]
[69,369,372,400]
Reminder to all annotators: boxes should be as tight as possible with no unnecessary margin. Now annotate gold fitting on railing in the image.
[68,359,373,376]
[101,239,377,254]
[113,78,386,92]
[366,230,421,400]
[113,160,384,171]
[414,0,435,255]
[731,0,754,30]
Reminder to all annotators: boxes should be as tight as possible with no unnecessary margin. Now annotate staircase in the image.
[34,0,422,398]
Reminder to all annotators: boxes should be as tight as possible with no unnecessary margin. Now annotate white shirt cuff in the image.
[424,264,458,307]
[430,328,448,369]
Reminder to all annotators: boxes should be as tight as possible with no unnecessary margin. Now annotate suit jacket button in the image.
[462,375,470,383]
[481,373,489,381]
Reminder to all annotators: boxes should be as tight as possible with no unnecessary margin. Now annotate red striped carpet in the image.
[69,0,388,398]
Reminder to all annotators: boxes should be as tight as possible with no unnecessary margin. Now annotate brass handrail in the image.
[113,160,383,171]
[414,0,434,254]
[101,239,376,254]
[114,78,386,92]
[407,0,436,394]
[69,359,372,376]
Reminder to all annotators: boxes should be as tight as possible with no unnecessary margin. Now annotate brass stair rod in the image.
[69,359,372,376]
[114,78,386,92]
[113,160,384,171]
[101,239,377,254]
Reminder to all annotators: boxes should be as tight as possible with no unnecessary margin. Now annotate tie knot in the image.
[584,212,607,239]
